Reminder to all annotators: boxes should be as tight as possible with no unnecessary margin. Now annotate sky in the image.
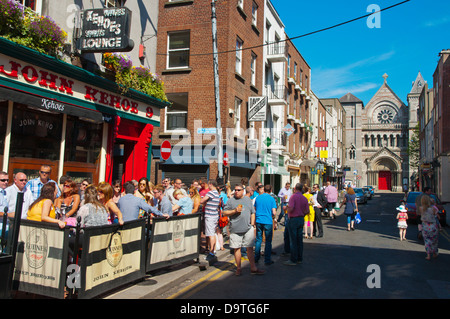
[272,0,450,106]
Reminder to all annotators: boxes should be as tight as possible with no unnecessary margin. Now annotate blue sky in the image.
[273,0,450,106]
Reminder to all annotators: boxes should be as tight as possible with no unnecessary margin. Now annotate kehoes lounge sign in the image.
[78,7,134,53]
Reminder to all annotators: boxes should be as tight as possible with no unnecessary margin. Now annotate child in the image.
[396,205,408,241]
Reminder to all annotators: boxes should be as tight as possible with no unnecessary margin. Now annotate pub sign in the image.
[78,7,134,53]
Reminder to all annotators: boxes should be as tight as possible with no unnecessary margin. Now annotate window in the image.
[235,37,243,75]
[10,103,62,160]
[167,31,190,69]
[65,116,103,164]
[250,52,257,86]
[287,54,291,78]
[294,62,297,81]
[237,0,244,10]
[19,0,42,14]
[165,93,188,132]
[252,1,258,26]
[234,97,242,136]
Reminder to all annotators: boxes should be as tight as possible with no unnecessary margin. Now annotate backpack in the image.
[218,196,229,228]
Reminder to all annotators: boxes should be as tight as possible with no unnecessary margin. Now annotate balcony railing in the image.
[265,85,287,105]
[266,42,288,63]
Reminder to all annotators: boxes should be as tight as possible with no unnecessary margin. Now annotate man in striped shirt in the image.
[200,179,220,260]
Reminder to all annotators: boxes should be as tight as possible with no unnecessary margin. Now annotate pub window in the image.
[167,30,190,69]
[18,0,42,14]
[235,37,243,75]
[165,93,188,132]
[10,103,62,160]
[64,116,103,164]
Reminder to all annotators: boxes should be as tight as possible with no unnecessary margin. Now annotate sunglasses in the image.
[234,188,243,192]
[0,179,8,182]
[19,179,27,182]
[40,171,50,175]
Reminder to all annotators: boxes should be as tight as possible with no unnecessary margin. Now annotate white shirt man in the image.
[6,172,34,219]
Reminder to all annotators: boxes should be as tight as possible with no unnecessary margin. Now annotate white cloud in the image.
[423,16,450,27]
[312,51,395,98]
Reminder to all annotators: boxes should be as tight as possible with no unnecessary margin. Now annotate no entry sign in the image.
[223,152,229,166]
[161,140,172,161]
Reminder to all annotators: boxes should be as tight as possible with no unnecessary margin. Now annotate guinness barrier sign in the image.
[78,7,134,53]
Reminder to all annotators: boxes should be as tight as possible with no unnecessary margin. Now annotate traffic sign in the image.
[161,140,172,161]
[197,128,217,134]
[223,152,229,166]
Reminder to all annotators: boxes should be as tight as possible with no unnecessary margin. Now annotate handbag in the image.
[218,197,229,228]
[355,212,361,224]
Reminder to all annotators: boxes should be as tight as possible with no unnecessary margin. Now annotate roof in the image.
[409,72,425,94]
[339,93,363,104]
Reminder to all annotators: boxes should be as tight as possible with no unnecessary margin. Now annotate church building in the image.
[340,73,422,191]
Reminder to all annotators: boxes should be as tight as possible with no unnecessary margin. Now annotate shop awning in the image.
[0,85,104,122]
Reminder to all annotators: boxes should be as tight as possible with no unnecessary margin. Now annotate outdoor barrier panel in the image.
[146,213,201,272]
[12,220,69,299]
[78,219,146,299]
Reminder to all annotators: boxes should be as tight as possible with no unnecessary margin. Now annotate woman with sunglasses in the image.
[54,179,80,224]
[135,177,153,217]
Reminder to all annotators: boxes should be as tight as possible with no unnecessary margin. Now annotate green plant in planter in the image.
[0,0,67,57]
[102,52,168,102]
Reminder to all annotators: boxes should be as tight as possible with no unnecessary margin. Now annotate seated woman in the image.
[98,182,124,225]
[172,189,193,215]
[27,182,65,229]
[54,179,80,226]
[77,186,109,228]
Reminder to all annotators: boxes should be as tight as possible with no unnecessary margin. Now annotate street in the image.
[151,191,450,299]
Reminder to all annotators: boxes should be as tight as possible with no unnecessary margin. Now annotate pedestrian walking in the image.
[254,184,277,265]
[200,180,220,260]
[340,187,358,231]
[396,204,408,241]
[312,184,323,237]
[222,183,264,276]
[283,183,309,266]
[418,195,439,260]
[324,181,338,219]
[303,186,315,239]
[277,182,291,225]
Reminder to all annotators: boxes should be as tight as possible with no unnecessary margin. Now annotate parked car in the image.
[402,191,447,226]
[354,188,368,204]
[362,187,373,199]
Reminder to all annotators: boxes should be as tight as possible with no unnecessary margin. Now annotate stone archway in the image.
[366,156,402,191]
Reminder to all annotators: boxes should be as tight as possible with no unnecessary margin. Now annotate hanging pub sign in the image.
[77,7,134,53]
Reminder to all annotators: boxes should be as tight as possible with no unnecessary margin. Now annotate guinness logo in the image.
[172,220,184,249]
[25,228,48,269]
[106,232,123,268]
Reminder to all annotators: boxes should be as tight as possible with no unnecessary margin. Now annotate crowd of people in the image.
[2,164,438,275]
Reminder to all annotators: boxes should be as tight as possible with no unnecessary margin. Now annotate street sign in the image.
[248,96,268,121]
[282,124,295,136]
[264,137,272,147]
[223,152,229,166]
[161,140,172,161]
[315,140,328,148]
[197,128,217,134]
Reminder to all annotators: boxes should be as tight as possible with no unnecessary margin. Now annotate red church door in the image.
[378,171,392,190]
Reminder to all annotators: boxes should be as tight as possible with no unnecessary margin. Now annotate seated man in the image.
[118,181,162,222]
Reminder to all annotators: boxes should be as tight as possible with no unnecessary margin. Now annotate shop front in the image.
[0,38,168,185]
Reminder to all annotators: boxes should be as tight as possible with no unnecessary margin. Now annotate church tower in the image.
[407,72,425,186]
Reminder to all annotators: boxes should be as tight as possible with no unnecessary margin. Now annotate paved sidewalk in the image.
[103,245,231,299]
